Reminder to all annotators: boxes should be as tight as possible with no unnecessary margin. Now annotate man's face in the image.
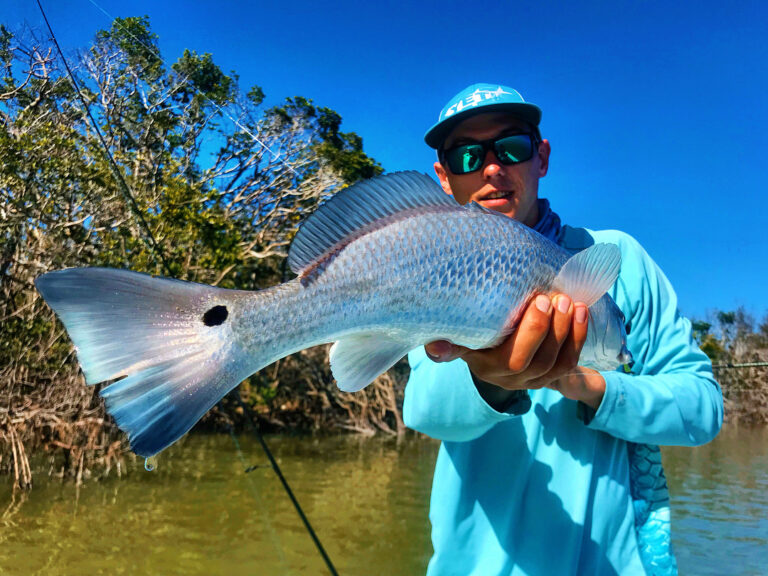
[434,112,551,227]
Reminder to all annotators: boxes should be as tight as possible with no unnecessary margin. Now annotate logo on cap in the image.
[442,86,521,120]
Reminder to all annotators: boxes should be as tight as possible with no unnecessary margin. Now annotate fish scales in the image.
[232,208,566,367]
[35,171,631,457]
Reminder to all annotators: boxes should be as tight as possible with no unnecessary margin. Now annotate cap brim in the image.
[424,102,542,149]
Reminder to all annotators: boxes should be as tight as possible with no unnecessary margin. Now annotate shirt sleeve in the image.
[583,231,724,446]
[403,346,530,442]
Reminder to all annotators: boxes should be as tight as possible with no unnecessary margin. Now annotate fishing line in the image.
[232,390,340,576]
[227,423,293,574]
[83,0,298,177]
[34,3,340,574]
[712,362,768,369]
[35,0,171,276]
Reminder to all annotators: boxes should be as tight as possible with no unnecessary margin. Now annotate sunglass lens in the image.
[494,135,533,165]
[447,144,485,174]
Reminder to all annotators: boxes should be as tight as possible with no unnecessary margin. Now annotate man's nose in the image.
[482,152,505,179]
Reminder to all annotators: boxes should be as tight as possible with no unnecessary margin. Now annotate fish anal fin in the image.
[329,333,412,392]
[552,243,621,307]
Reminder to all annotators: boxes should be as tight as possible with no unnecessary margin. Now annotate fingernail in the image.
[557,296,571,314]
[535,295,551,313]
[575,306,587,324]
[426,341,453,362]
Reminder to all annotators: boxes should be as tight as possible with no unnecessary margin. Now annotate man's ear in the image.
[537,139,551,177]
[434,161,453,196]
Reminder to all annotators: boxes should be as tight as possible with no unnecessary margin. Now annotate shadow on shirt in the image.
[439,397,626,575]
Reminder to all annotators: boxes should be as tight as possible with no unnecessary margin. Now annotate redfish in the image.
[36,171,631,457]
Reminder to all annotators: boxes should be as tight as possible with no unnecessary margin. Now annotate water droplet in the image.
[144,456,157,472]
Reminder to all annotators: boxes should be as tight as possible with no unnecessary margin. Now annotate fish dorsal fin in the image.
[552,243,621,307]
[288,171,454,274]
[329,332,412,392]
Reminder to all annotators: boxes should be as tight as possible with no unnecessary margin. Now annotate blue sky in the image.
[3,0,766,322]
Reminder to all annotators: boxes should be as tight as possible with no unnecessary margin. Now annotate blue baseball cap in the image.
[424,83,542,149]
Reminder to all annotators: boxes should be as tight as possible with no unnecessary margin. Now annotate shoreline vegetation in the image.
[1,19,766,490]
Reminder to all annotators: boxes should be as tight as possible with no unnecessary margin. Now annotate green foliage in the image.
[0,24,13,84]
[692,320,725,363]
[172,49,235,107]
[95,16,162,79]
[691,320,711,339]
[317,131,383,182]
[0,17,386,484]
[247,85,265,106]
[267,97,383,183]
[313,104,383,181]
[699,335,725,363]
[691,308,768,425]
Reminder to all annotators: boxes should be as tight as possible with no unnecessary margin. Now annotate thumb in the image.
[425,340,466,363]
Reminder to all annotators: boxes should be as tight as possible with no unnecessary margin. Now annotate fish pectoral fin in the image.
[329,333,412,392]
[552,243,621,307]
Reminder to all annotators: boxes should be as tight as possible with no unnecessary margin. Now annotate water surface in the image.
[1,426,766,575]
[664,426,768,575]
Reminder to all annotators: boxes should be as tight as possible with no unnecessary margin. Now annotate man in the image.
[403,83,723,575]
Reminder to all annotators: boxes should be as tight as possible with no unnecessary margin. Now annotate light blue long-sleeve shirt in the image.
[404,225,723,576]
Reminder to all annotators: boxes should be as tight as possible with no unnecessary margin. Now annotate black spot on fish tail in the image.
[202,305,228,326]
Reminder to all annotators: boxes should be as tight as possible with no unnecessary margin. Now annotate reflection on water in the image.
[664,425,768,576]
[0,435,438,576]
[0,426,766,575]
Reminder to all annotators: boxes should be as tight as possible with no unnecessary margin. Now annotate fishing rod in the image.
[34,2,339,574]
[712,362,768,369]
[84,0,297,176]
[34,0,169,274]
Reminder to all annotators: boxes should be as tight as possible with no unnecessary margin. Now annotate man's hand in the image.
[425,294,606,410]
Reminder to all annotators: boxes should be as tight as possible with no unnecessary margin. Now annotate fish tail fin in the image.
[36,268,248,457]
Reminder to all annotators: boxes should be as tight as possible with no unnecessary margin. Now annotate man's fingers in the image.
[425,297,590,393]
[502,294,554,374]
[462,294,552,380]
[524,295,573,379]
[555,303,589,371]
[558,302,589,366]
[425,340,470,363]
[528,302,590,388]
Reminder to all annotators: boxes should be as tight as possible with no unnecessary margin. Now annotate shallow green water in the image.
[1,426,766,575]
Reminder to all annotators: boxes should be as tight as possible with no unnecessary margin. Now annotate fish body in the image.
[36,171,631,457]
[629,442,678,575]
[234,206,624,372]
